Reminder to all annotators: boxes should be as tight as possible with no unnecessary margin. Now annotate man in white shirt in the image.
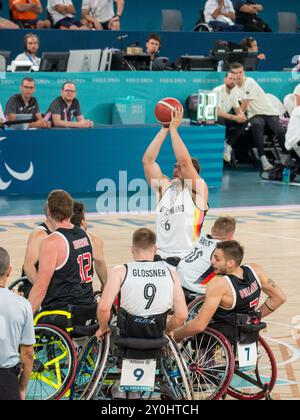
[285,85,300,159]
[0,247,35,401]
[14,34,41,69]
[213,71,247,162]
[204,0,244,31]
[47,0,88,29]
[81,0,124,30]
[231,62,287,171]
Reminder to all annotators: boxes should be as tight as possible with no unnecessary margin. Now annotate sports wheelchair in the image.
[27,302,103,400]
[184,296,277,400]
[83,308,194,400]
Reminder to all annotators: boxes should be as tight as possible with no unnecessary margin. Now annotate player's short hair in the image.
[213,217,236,237]
[47,190,73,222]
[0,247,10,277]
[133,228,156,249]
[216,241,244,266]
[71,201,86,227]
[191,157,201,174]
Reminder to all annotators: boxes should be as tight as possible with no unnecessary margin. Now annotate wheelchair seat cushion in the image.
[115,336,168,350]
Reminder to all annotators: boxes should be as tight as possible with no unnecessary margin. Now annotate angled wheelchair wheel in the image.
[227,336,277,400]
[81,334,111,400]
[8,276,32,299]
[187,295,205,321]
[180,328,235,400]
[27,325,77,400]
[71,335,110,400]
[159,336,194,400]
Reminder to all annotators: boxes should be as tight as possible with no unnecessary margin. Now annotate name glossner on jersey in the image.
[132,269,167,277]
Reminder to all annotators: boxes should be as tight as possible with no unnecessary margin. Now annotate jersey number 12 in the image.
[77,253,92,284]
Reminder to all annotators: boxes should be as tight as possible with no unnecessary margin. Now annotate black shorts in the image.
[0,366,21,401]
[55,17,83,29]
[101,20,111,30]
[14,19,37,28]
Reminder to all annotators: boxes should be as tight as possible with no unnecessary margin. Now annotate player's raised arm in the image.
[169,109,208,210]
[142,127,170,189]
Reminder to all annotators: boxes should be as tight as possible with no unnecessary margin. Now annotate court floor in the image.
[1,205,300,400]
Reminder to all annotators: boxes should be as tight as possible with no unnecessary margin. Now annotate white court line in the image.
[238,229,300,242]
[1,204,300,222]
[262,336,300,368]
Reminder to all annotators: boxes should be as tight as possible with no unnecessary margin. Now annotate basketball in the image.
[155,97,184,125]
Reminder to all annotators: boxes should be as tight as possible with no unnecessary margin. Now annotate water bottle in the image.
[282,167,291,185]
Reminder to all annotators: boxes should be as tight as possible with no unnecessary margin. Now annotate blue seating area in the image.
[1,0,300,32]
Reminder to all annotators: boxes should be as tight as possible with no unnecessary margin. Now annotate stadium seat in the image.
[161,9,183,31]
[278,12,299,33]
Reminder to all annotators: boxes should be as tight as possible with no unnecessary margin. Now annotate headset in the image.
[24,33,40,53]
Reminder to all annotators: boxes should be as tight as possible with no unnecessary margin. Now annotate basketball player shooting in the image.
[143,107,209,263]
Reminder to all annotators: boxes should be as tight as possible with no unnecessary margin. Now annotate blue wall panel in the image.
[0,125,225,197]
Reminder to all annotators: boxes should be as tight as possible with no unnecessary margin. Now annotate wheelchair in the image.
[84,331,194,400]
[27,301,103,400]
[185,296,278,400]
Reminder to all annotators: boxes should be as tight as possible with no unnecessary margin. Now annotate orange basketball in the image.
[155,97,184,125]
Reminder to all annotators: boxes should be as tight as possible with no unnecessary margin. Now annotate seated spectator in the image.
[9,0,50,29]
[47,0,88,29]
[204,0,244,32]
[234,1,272,32]
[285,85,300,159]
[240,37,266,61]
[0,0,18,28]
[231,62,287,171]
[5,78,50,129]
[146,33,161,61]
[14,34,41,68]
[81,0,124,30]
[46,82,94,129]
[213,71,248,163]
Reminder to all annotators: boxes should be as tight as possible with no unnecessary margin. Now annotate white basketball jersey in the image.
[156,184,206,258]
[120,261,174,317]
[177,235,219,294]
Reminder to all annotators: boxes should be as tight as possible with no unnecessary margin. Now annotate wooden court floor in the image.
[0,205,300,400]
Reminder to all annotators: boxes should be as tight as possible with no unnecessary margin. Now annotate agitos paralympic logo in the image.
[0,137,34,191]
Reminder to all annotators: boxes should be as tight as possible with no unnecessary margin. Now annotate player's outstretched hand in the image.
[169,108,184,131]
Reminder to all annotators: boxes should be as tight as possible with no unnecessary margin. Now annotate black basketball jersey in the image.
[38,222,52,236]
[213,265,262,323]
[42,226,94,310]
[21,223,52,277]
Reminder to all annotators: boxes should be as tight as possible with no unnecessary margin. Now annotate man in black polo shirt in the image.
[5,77,50,129]
[47,82,94,129]
[234,1,272,32]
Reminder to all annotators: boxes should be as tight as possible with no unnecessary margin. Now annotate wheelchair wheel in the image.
[27,325,77,400]
[160,336,194,400]
[180,328,235,400]
[71,335,109,400]
[8,276,32,299]
[81,333,111,400]
[187,295,205,321]
[227,336,277,400]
